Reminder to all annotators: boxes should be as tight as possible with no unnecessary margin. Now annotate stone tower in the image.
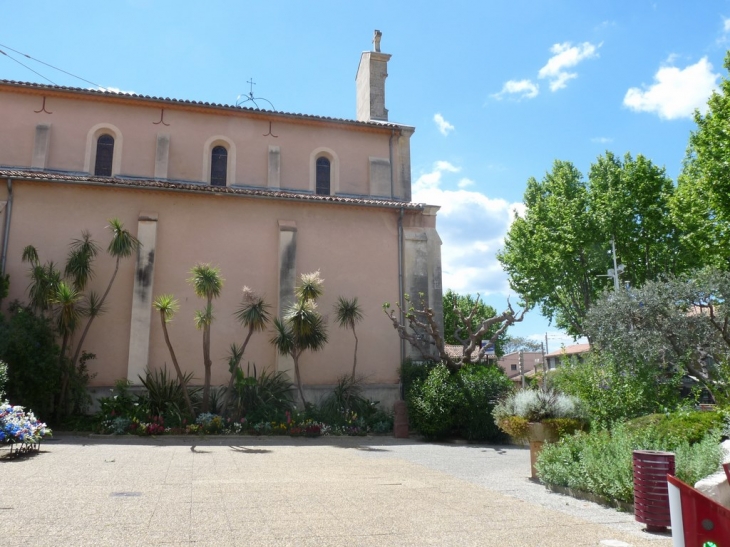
[356,30,391,122]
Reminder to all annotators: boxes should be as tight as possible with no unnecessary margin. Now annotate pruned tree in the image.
[384,293,528,372]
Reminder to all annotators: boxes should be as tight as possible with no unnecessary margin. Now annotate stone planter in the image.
[528,422,559,480]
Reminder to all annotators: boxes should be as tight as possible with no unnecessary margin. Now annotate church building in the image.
[0,34,442,406]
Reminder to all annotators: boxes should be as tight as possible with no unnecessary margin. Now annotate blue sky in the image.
[3,0,729,350]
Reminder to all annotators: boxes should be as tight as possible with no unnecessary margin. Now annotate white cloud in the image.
[538,42,600,91]
[413,162,523,296]
[591,137,613,144]
[724,17,730,33]
[433,113,455,136]
[102,86,136,95]
[623,57,719,120]
[492,79,539,100]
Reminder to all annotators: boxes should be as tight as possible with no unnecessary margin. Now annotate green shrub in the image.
[406,363,513,441]
[138,366,198,427]
[626,410,725,445]
[229,364,296,423]
[552,352,682,427]
[536,423,723,504]
[399,358,437,396]
[407,364,458,439]
[316,374,377,426]
[0,304,60,419]
[493,388,587,423]
[455,364,513,441]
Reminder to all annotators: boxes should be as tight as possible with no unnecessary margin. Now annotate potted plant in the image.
[493,388,587,479]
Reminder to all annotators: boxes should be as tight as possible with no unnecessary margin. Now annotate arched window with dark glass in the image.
[210,145,228,186]
[94,134,114,176]
[316,157,331,195]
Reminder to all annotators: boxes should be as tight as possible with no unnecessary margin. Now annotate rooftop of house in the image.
[545,343,591,358]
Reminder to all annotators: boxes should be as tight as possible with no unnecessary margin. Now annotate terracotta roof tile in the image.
[0,79,409,130]
[0,168,425,210]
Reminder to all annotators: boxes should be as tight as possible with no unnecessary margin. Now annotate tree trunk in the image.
[350,327,359,379]
[55,333,70,421]
[293,351,306,407]
[159,310,195,418]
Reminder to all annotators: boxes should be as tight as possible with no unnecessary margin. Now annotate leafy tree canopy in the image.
[584,267,730,405]
[498,153,678,337]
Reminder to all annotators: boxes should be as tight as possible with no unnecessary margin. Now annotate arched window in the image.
[210,145,228,186]
[94,134,115,176]
[316,157,331,195]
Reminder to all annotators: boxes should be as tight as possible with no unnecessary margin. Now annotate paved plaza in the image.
[1,435,673,546]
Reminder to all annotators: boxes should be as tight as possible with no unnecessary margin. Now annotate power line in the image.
[0,42,104,89]
[0,49,57,85]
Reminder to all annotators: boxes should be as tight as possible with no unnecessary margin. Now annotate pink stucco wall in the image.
[0,83,436,389]
[1,180,408,387]
[0,87,394,193]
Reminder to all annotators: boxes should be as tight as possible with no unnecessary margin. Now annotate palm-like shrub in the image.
[224,287,271,411]
[138,366,197,426]
[271,271,328,406]
[188,263,223,413]
[152,294,195,417]
[334,296,363,379]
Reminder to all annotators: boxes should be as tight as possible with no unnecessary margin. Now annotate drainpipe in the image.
[397,207,405,364]
[1,178,13,276]
[389,129,395,199]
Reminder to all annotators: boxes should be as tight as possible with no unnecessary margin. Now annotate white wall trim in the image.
[309,147,340,195]
[84,123,123,176]
[202,135,236,185]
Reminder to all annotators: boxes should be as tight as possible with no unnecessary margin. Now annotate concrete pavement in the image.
[0,435,673,546]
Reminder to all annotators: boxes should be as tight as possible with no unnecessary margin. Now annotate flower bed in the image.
[1,401,52,457]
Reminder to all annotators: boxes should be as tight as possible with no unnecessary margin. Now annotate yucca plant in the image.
[152,294,195,417]
[270,271,328,406]
[334,296,364,379]
[70,219,139,370]
[224,286,271,412]
[188,263,224,413]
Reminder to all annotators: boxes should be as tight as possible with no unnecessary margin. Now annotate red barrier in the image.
[668,473,730,546]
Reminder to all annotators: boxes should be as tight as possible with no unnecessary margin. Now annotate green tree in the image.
[334,296,364,379]
[672,53,730,270]
[271,271,328,406]
[499,154,678,337]
[584,267,730,404]
[188,263,224,413]
[152,294,195,418]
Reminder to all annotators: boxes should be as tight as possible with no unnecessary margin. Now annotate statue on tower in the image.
[373,30,382,52]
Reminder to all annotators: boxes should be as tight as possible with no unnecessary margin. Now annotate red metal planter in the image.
[633,450,675,532]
